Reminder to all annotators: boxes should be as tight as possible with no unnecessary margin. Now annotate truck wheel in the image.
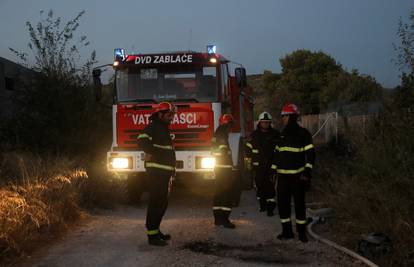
[126,173,147,205]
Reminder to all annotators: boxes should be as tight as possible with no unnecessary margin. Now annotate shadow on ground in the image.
[182,240,312,265]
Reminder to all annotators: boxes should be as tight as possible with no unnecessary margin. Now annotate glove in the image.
[300,174,311,191]
[303,167,312,179]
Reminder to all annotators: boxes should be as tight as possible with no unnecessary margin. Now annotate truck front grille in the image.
[120,128,211,149]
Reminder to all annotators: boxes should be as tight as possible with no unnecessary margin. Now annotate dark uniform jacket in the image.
[271,123,315,178]
[245,127,280,169]
[211,125,233,168]
[138,118,176,175]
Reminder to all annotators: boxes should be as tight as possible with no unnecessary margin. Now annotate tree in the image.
[260,50,384,116]
[393,71,414,110]
[394,9,414,109]
[277,50,342,114]
[5,10,110,156]
[262,50,342,115]
[319,70,383,113]
[395,9,414,74]
[10,10,96,82]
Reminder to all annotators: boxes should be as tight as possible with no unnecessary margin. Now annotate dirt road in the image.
[18,185,363,267]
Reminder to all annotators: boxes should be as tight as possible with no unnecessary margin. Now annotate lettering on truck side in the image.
[132,113,197,126]
[172,113,197,124]
[132,114,151,125]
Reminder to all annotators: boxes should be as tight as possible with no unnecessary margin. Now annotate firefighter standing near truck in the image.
[138,102,177,246]
[245,111,280,216]
[211,114,237,229]
[271,104,315,243]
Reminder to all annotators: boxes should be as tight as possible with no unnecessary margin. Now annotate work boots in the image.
[266,200,276,217]
[222,210,236,228]
[277,221,294,240]
[214,210,224,226]
[214,210,236,229]
[148,234,167,246]
[297,224,308,243]
[159,231,171,241]
[259,198,266,212]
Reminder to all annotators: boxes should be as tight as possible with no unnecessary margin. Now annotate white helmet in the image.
[258,111,272,122]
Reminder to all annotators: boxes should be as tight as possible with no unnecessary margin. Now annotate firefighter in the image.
[211,114,236,229]
[245,111,280,216]
[137,102,177,246]
[271,103,315,243]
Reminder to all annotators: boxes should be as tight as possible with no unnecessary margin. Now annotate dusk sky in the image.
[1,0,413,88]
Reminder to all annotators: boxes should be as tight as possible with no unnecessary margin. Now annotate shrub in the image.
[316,107,414,265]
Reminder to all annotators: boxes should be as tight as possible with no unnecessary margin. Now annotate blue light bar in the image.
[207,45,216,54]
[114,48,125,61]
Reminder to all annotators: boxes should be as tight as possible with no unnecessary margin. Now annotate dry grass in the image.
[0,151,124,262]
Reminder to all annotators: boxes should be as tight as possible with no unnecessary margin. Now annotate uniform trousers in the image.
[146,170,171,231]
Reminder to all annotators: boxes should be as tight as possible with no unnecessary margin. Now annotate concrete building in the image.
[0,57,33,119]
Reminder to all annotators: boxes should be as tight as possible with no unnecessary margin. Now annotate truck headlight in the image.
[109,157,132,169]
[200,157,215,169]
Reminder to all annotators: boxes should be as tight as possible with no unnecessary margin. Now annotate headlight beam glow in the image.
[110,157,130,169]
[200,157,215,169]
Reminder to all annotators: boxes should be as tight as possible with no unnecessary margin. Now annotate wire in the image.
[311,114,333,138]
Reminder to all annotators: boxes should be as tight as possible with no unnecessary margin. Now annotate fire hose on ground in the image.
[306,209,379,267]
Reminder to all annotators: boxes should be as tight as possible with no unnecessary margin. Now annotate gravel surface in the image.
[17,185,365,267]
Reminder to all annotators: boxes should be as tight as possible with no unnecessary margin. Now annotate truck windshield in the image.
[116,65,219,102]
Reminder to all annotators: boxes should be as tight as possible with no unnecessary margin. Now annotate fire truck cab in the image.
[94,46,254,199]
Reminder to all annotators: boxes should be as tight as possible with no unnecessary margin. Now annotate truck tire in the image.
[126,173,147,205]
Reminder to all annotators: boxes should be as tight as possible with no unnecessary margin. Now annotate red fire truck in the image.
[93,46,254,199]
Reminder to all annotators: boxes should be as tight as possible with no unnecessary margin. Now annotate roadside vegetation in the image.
[313,100,414,266]
[0,10,123,262]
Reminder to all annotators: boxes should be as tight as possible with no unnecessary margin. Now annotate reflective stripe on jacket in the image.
[138,118,176,174]
[245,127,279,169]
[271,123,315,177]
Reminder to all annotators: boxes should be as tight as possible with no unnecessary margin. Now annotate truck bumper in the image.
[107,150,217,178]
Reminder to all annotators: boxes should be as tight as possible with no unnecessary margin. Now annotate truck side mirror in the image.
[235,67,247,88]
[92,68,103,101]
